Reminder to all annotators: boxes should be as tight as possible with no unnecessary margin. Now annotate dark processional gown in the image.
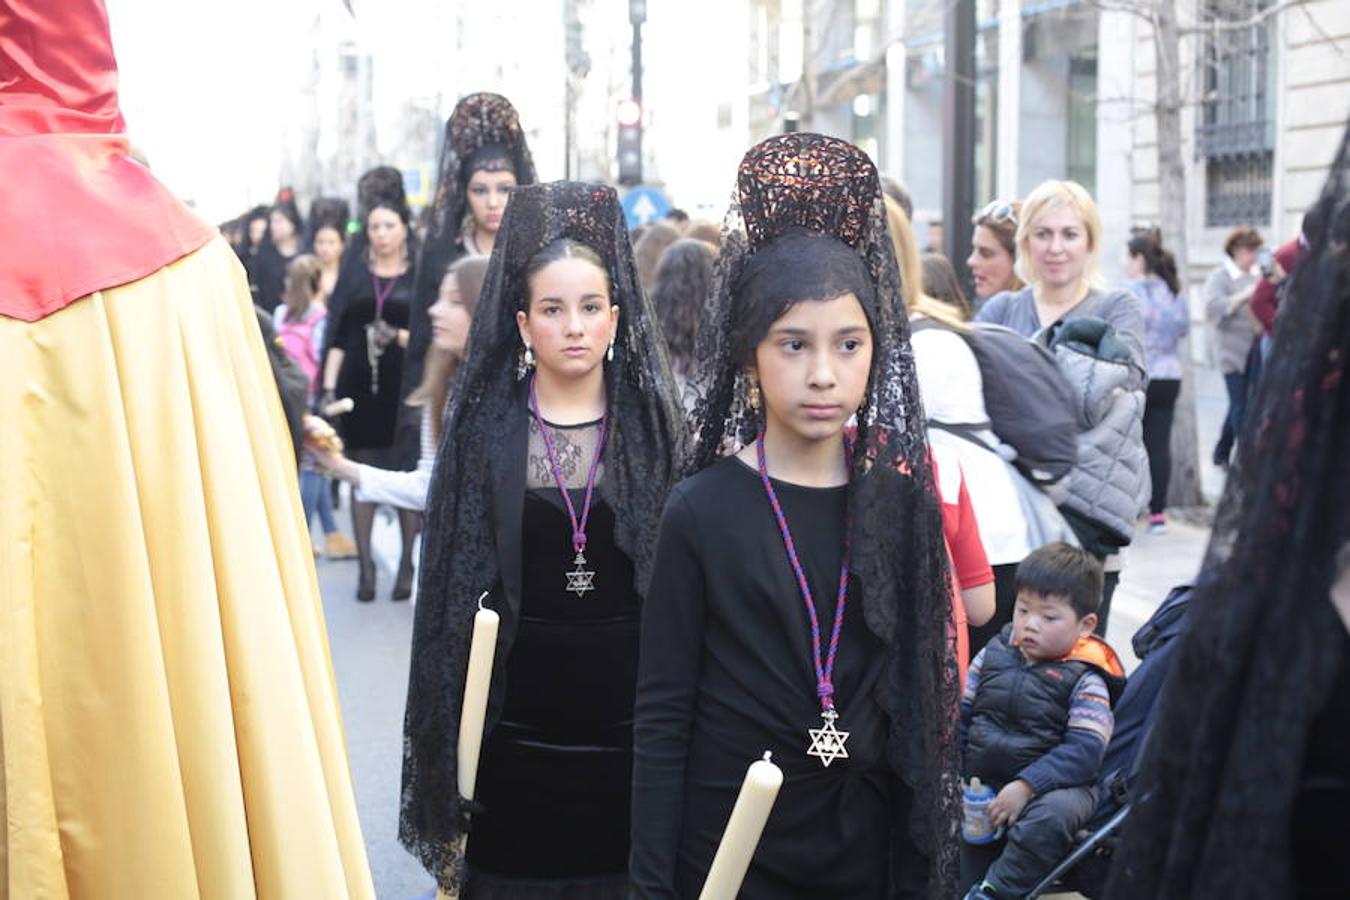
[467,417,637,898]
[632,456,898,899]
[331,261,414,463]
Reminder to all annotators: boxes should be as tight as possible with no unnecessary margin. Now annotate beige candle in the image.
[457,592,498,802]
[699,751,784,900]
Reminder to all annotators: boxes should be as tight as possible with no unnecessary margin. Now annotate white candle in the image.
[457,593,498,802]
[699,752,784,900]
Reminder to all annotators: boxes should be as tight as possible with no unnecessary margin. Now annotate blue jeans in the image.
[300,466,338,536]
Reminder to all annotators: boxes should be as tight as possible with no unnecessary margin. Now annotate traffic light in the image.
[616,99,642,186]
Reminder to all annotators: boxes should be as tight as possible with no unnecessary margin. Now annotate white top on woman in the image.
[910,314,1033,566]
[353,406,435,510]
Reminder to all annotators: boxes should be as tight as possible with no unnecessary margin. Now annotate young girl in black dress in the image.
[631,134,961,899]
[401,182,682,898]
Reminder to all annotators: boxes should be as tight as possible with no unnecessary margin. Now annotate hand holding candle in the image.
[699,751,784,900]
[457,592,498,802]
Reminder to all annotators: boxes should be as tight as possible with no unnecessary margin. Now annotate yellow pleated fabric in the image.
[0,238,375,899]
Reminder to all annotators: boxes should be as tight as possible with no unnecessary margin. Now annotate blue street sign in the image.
[621,185,672,229]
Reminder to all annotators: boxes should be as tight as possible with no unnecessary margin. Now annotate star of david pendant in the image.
[806,710,850,767]
[566,551,596,597]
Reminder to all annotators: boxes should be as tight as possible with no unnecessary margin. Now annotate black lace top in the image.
[466,419,639,880]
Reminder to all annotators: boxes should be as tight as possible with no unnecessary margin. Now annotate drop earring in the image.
[517,344,536,380]
[748,379,761,413]
[606,339,615,362]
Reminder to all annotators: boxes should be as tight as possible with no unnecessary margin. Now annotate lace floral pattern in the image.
[400,182,682,892]
[684,133,962,896]
[526,418,606,489]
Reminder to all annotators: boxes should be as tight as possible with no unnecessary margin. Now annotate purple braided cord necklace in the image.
[529,374,609,596]
[755,429,855,767]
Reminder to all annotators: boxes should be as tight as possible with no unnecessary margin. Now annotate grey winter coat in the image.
[1045,317,1150,550]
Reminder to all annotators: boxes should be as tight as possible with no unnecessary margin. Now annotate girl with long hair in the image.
[1124,234,1188,532]
[400,182,682,897]
[886,196,1037,657]
[649,237,715,388]
[275,254,357,558]
[316,255,489,512]
[631,134,961,898]
[254,192,305,312]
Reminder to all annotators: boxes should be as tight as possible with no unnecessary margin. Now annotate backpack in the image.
[276,306,324,392]
[912,318,1078,485]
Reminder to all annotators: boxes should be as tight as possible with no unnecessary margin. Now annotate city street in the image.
[317,357,1229,898]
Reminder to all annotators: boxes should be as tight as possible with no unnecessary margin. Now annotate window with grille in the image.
[1198,0,1276,226]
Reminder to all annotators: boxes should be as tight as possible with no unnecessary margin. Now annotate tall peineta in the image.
[737,133,879,251]
[684,133,962,896]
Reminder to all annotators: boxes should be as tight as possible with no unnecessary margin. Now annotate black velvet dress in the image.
[467,418,637,898]
[631,456,896,899]
[331,262,413,456]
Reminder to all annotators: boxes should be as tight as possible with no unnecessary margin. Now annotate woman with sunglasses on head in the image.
[966,200,1023,311]
[976,180,1148,636]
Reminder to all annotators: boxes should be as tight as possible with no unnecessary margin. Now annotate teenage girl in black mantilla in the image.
[400,182,682,899]
[631,134,962,899]
[401,92,536,412]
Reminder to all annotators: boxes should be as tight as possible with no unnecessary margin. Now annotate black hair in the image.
[650,238,715,374]
[521,238,609,310]
[1128,234,1181,295]
[459,143,514,188]
[269,197,303,235]
[308,196,350,233]
[367,197,412,229]
[729,230,876,364]
[664,208,690,224]
[1302,202,1327,244]
[1015,542,1104,619]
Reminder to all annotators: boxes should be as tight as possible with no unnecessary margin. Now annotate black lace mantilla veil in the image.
[1104,127,1350,899]
[685,133,961,895]
[399,181,682,889]
[403,93,538,402]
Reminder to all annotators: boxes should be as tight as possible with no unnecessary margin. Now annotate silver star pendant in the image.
[806,710,850,767]
[566,551,596,597]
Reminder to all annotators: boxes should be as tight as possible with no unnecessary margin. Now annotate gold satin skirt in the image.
[0,238,375,899]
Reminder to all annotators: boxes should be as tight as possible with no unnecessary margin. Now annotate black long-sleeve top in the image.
[632,457,894,899]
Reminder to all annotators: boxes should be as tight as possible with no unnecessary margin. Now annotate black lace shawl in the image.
[399,181,682,890]
[1104,128,1350,898]
[683,133,961,896]
[402,93,537,404]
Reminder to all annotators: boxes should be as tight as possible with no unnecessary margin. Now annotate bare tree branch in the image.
[1179,0,1308,35]
[1085,0,1159,24]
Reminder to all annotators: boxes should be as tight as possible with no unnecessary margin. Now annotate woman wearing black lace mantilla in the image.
[631,134,962,898]
[400,182,683,898]
[402,92,537,410]
[1104,127,1350,900]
